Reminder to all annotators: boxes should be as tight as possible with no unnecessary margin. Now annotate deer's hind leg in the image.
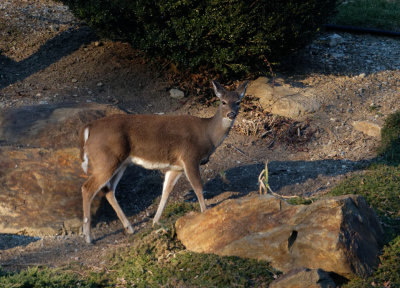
[82,173,114,244]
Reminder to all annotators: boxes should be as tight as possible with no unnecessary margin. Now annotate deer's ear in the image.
[236,81,248,99]
[212,80,225,99]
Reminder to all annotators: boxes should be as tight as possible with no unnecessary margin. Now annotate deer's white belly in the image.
[130,156,182,171]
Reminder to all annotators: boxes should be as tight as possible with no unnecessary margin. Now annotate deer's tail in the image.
[79,125,90,174]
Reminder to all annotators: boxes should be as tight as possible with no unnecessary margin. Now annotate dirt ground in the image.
[1,0,400,272]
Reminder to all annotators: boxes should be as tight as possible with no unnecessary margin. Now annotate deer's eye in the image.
[221,101,227,105]
[235,101,241,106]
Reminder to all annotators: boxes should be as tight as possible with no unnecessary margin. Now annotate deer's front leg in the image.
[183,162,207,212]
[153,170,183,225]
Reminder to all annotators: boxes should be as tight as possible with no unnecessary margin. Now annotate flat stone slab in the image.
[352,120,381,138]
[246,77,320,119]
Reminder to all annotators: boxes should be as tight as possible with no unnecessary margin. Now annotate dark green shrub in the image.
[61,0,337,76]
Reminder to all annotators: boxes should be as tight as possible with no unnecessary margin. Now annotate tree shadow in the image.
[201,158,369,200]
[0,234,39,250]
[0,26,98,89]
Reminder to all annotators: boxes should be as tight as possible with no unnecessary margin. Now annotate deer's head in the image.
[212,80,248,124]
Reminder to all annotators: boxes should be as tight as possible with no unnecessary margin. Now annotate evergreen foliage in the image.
[61,0,337,75]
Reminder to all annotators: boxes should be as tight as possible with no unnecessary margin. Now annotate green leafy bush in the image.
[60,0,337,75]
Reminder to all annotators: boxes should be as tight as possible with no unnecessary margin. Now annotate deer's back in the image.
[86,114,213,166]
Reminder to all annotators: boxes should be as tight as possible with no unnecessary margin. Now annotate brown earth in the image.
[1,0,400,272]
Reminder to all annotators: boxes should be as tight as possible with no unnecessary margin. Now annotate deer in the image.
[79,80,248,243]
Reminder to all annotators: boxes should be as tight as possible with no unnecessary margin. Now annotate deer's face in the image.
[212,80,248,122]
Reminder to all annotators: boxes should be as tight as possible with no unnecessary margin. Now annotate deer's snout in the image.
[227,112,236,120]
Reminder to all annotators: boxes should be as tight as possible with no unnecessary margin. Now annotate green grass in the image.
[108,224,277,287]
[0,266,106,288]
[333,0,400,32]
[343,236,400,288]
[329,163,400,242]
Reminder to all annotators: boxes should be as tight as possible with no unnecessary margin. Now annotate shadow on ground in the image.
[204,159,369,197]
[0,26,97,89]
[0,234,40,250]
[95,158,369,226]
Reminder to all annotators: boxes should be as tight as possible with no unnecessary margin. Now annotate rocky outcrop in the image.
[246,77,320,119]
[270,268,336,288]
[0,103,125,236]
[0,102,125,148]
[175,194,383,279]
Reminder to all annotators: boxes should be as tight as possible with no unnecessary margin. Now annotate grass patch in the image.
[286,197,314,205]
[108,221,277,287]
[329,164,400,218]
[0,266,106,288]
[107,202,278,287]
[329,163,400,242]
[344,236,400,288]
[333,0,400,32]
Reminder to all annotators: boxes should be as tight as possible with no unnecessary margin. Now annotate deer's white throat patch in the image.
[222,117,234,129]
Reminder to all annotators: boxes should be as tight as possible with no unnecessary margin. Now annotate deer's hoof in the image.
[124,226,134,235]
[84,234,92,244]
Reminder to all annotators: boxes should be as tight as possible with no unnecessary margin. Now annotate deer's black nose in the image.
[227,112,236,120]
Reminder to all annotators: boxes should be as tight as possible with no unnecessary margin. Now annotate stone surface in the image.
[0,102,125,148]
[328,34,344,47]
[246,77,320,119]
[270,268,336,288]
[176,194,383,278]
[352,121,382,138]
[0,147,85,235]
[0,103,125,235]
[169,88,185,99]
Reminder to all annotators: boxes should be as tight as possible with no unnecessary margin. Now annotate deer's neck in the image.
[207,108,234,148]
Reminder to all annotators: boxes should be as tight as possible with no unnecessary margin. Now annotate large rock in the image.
[246,77,320,119]
[0,103,125,236]
[176,194,383,279]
